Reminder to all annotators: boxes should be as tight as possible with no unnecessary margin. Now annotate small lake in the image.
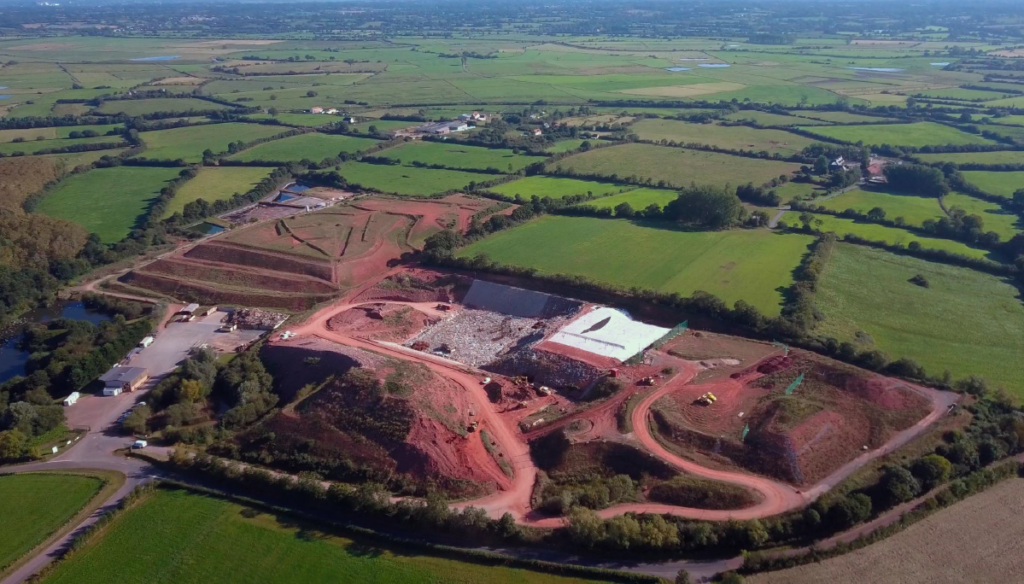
[699,63,731,68]
[847,67,905,72]
[665,67,692,72]
[130,55,180,62]
[283,183,312,193]
[276,192,296,202]
[0,301,111,384]
[930,62,951,66]
[191,222,226,236]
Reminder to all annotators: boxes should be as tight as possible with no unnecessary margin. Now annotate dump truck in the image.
[696,392,718,406]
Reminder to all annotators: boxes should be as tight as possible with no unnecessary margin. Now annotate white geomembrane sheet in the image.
[548,307,669,361]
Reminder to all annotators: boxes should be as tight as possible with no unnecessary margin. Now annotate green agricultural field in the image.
[791,212,995,259]
[228,133,379,163]
[629,119,816,157]
[379,141,546,172]
[161,167,272,219]
[961,170,1024,199]
[485,176,628,200]
[0,124,121,143]
[0,473,103,574]
[36,166,182,242]
[137,123,290,163]
[458,215,814,315]
[245,113,336,127]
[42,487,612,584]
[791,110,896,124]
[545,139,589,153]
[798,122,994,148]
[914,151,1024,165]
[580,187,678,211]
[547,143,800,189]
[338,161,492,196]
[94,98,236,116]
[0,135,124,156]
[943,192,1022,241]
[815,244,1024,395]
[817,188,944,227]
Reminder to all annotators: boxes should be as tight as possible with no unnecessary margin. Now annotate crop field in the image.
[36,166,182,242]
[42,488,612,584]
[337,161,491,196]
[914,150,1024,165]
[579,187,678,211]
[485,176,628,200]
[137,123,290,163]
[628,119,816,157]
[942,192,1022,241]
[548,144,800,189]
[379,141,546,172]
[751,478,1024,584]
[791,212,994,259]
[0,473,103,574]
[961,170,1024,199]
[458,215,814,315]
[161,167,273,219]
[798,122,994,147]
[94,98,236,116]
[227,133,379,164]
[816,188,944,227]
[814,244,1024,394]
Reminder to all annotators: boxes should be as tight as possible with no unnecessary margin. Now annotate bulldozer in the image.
[696,392,718,406]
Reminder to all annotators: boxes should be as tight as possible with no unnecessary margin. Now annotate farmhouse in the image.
[100,366,149,396]
[310,106,324,114]
[532,128,543,136]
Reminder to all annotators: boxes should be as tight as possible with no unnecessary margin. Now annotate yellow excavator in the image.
[696,392,718,406]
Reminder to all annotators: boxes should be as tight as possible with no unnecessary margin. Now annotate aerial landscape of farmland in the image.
[2,1,1024,583]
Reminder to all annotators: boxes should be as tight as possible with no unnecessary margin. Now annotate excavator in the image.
[696,392,717,406]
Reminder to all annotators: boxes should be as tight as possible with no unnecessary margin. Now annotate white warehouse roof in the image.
[548,307,669,361]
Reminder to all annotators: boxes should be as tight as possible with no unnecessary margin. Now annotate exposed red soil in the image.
[145,257,339,294]
[120,270,333,310]
[325,303,437,342]
[185,241,335,281]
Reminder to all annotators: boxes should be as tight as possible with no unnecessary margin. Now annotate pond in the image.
[665,67,692,72]
[847,67,905,72]
[699,63,731,68]
[0,301,112,384]
[283,183,312,193]
[191,222,226,236]
[130,55,181,62]
[276,192,296,202]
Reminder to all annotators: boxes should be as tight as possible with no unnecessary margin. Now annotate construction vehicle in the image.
[481,377,491,385]
[512,375,529,386]
[696,392,718,406]
[537,385,552,396]
[638,376,655,386]
[468,421,479,432]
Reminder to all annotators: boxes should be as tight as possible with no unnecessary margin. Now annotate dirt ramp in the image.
[185,241,335,281]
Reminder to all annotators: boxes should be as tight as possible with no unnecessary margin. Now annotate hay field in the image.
[799,122,994,148]
[816,188,944,227]
[0,473,103,574]
[814,244,1024,394]
[137,123,290,162]
[914,150,1024,165]
[42,487,613,584]
[161,167,273,219]
[338,161,492,196]
[751,478,1024,584]
[942,192,1022,241]
[580,187,678,211]
[95,98,235,116]
[629,119,816,157]
[36,166,181,242]
[961,170,1024,199]
[792,213,994,259]
[458,215,814,315]
[379,141,546,172]
[548,144,799,189]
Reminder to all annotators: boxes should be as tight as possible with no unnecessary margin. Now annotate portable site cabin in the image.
[63,392,80,406]
[100,367,149,396]
[179,303,200,315]
[138,336,155,349]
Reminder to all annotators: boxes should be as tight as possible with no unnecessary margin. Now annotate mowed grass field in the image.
[814,244,1024,394]
[137,123,290,163]
[94,98,236,116]
[943,192,1022,241]
[42,488,612,584]
[228,132,379,163]
[0,124,121,143]
[458,215,814,315]
[0,473,104,573]
[961,170,1024,199]
[0,135,124,156]
[915,150,1024,165]
[816,188,944,227]
[798,122,994,148]
[160,167,272,219]
[790,212,995,259]
[629,119,816,157]
[751,478,1024,584]
[580,187,678,211]
[548,144,799,189]
[338,161,493,196]
[486,176,629,200]
[379,141,546,172]
[36,166,182,242]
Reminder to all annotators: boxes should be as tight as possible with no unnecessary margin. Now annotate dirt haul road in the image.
[289,297,958,526]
